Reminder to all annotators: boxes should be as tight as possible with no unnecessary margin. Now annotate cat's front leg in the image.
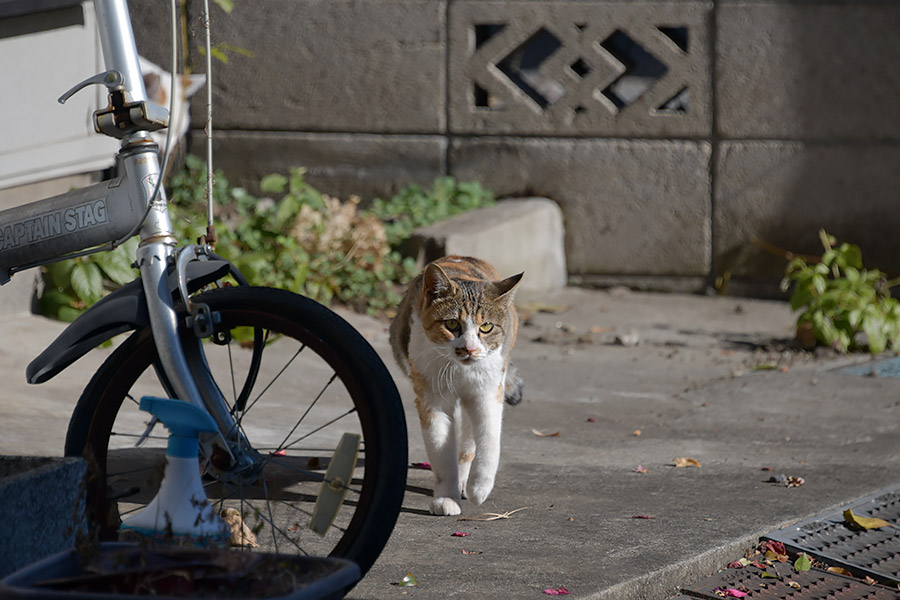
[417,399,462,516]
[465,394,504,505]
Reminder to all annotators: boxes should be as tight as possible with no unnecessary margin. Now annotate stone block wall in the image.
[131,0,900,292]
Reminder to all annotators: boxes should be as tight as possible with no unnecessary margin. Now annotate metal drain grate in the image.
[762,482,900,585]
[680,558,900,599]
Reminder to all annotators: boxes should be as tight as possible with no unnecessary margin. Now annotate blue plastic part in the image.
[165,436,199,459]
[138,397,217,458]
[138,397,217,436]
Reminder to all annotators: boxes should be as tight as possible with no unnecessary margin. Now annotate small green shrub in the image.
[370,177,495,248]
[781,229,900,353]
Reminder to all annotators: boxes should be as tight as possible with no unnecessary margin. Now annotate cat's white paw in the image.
[467,478,494,505]
[430,497,462,516]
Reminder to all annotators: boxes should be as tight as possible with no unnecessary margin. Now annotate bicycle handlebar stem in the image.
[93,0,147,105]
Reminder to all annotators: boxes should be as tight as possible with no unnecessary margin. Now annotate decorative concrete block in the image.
[714,141,900,279]
[177,0,445,134]
[0,456,87,578]
[198,131,446,202]
[717,3,900,140]
[449,138,711,276]
[449,1,712,136]
[408,198,567,292]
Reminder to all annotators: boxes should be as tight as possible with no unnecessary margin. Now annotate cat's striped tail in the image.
[504,364,524,406]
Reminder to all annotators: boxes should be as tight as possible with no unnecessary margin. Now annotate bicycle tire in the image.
[65,286,407,576]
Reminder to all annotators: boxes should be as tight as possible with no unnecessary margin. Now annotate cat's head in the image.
[419,263,523,363]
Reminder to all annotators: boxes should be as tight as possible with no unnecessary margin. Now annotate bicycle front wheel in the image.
[65,286,407,576]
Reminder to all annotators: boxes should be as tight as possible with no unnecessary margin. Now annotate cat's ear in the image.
[494,272,524,300]
[423,263,458,302]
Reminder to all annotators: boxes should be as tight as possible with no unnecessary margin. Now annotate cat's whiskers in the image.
[438,358,455,401]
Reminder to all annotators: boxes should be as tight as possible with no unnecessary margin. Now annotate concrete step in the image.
[405,197,567,292]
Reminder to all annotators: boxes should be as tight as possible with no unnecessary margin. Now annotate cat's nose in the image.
[465,346,478,356]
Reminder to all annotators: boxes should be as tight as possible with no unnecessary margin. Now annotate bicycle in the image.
[0,0,407,578]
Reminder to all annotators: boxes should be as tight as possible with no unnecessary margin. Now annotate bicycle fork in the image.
[94,0,259,479]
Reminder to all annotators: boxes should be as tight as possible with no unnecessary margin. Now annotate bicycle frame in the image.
[1,0,246,467]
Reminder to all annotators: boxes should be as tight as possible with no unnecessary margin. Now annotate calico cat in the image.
[390,255,523,515]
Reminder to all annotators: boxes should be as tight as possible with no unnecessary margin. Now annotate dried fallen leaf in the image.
[728,558,750,569]
[461,548,481,555]
[411,461,431,470]
[633,465,648,474]
[844,509,891,530]
[532,429,561,437]
[306,457,321,470]
[787,581,801,589]
[827,566,852,576]
[673,457,701,468]
[450,531,470,537]
[543,587,571,596]
[865,576,877,586]
[394,573,419,587]
[752,362,777,371]
[220,507,259,548]
[760,570,781,579]
[632,429,642,437]
[590,325,612,334]
[458,507,529,522]
[586,417,596,423]
[632,515,656,519]
[518,302,570,314]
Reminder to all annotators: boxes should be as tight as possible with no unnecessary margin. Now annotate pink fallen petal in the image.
[270,449,287,457]
[411,462,431,470]
[723,590,748,598]
[633,465,648,474]
[451,531,470,537]
[543,588,571,596]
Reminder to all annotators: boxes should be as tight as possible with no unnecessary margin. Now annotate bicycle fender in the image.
[27,258,232,384]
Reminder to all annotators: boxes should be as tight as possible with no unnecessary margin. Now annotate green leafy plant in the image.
[38,156,495,319]
[168,156,493,314]
[370,177,495,249]
[780,229,900,353]
[39,237,139,322]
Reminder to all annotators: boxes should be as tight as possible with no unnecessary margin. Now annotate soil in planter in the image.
[33,547,343,598]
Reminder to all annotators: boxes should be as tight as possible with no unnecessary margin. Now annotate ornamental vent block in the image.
[449,2,711,136]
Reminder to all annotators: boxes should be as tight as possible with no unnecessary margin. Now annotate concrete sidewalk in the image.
[2,286,899,598]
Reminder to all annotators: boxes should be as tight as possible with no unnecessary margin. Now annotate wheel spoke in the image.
[280,407,358,453]
[241,342,305,418]
[265,456,363,495]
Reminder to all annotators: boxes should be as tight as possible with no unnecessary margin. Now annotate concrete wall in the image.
[131,0,900,293]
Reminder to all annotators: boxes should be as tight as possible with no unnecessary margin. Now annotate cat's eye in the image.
[479,323,494,334]
[444,319,461,332]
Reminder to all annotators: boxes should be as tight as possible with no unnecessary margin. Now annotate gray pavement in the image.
[3,286,900,598]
